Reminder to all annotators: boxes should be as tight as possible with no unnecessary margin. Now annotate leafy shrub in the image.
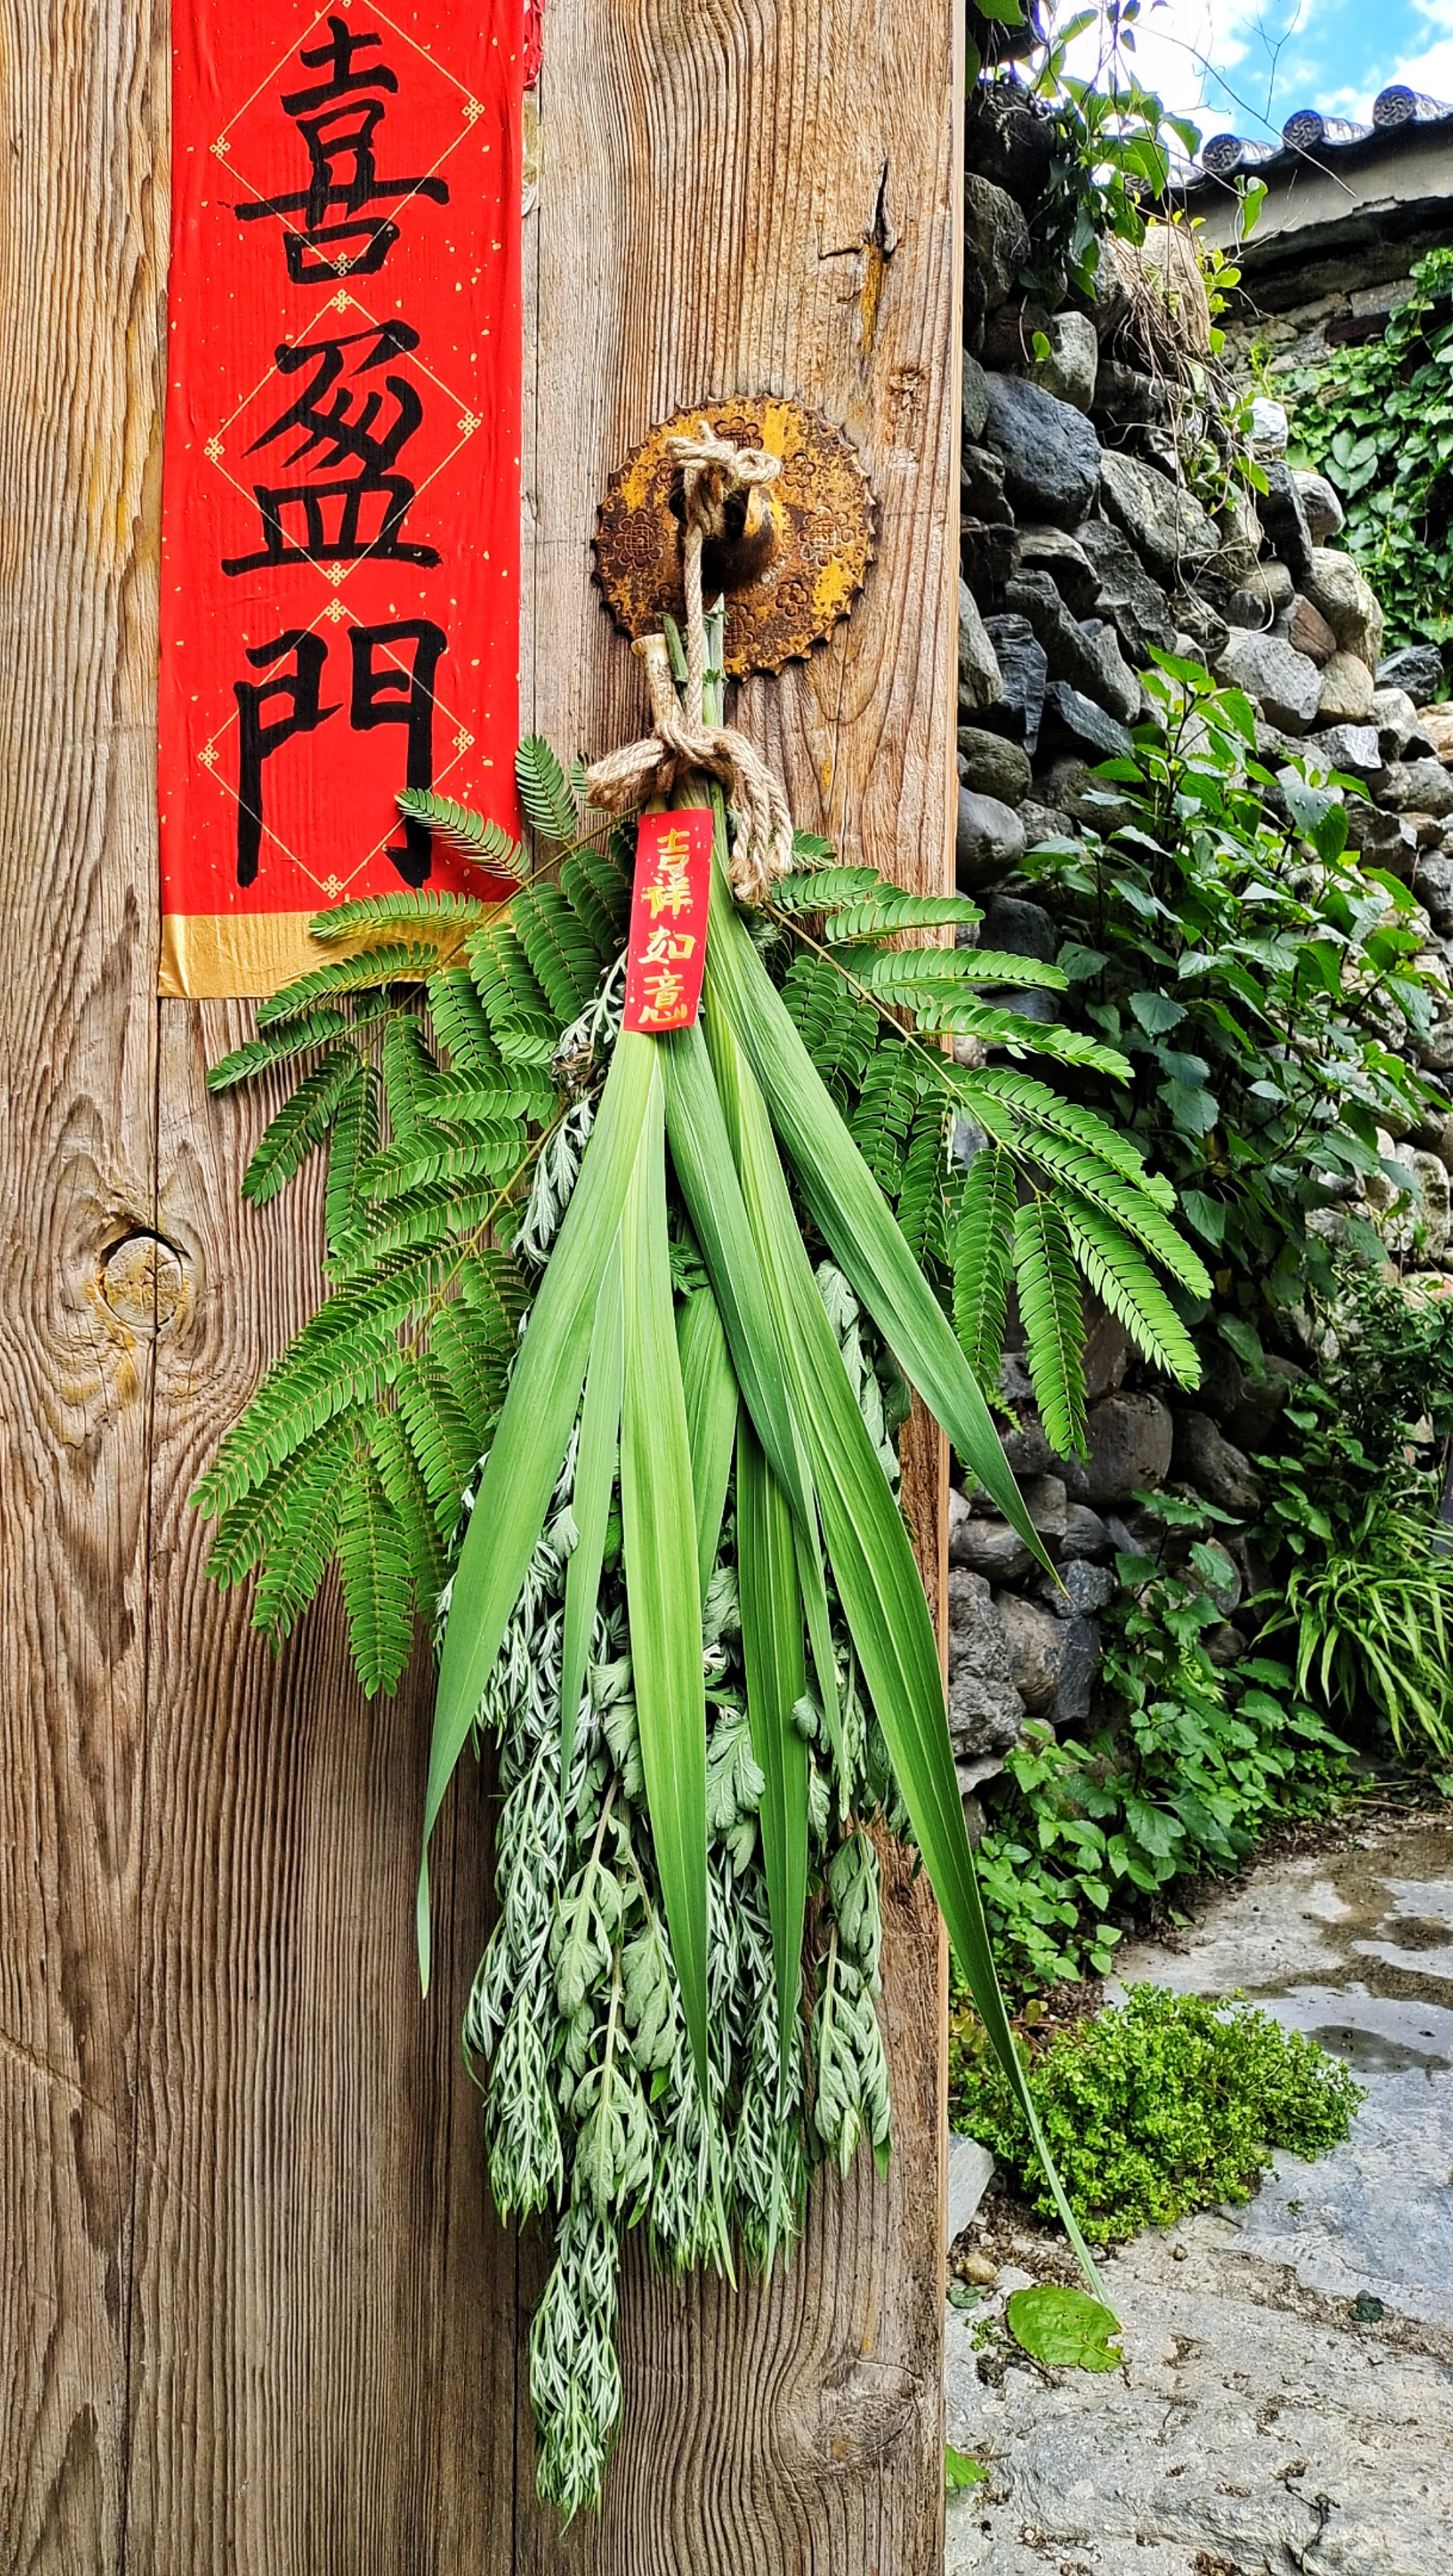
[971,1508,1353,1989]
[950,1984,1363,2242]
[1282,247,1453,669]
[1020,654,1441,1323]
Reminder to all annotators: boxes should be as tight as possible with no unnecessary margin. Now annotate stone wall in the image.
[948,88,1453,1819]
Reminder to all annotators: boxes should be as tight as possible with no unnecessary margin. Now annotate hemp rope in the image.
[583,421,795,905]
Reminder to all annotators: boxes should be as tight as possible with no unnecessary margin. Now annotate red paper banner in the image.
[158,0,524,997]
[622,811,714,1034]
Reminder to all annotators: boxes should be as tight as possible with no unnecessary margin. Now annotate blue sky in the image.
[1062,0,1453,152]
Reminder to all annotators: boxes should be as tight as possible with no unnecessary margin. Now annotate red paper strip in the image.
[158,0,524,996]
[622,811,714,1034]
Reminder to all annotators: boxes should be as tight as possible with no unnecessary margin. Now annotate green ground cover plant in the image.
[950,1984,1363,2243]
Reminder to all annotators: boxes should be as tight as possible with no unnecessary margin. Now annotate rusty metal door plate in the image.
[593,396,876,676]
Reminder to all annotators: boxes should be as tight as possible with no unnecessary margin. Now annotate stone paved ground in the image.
[944,1814,1453,2575]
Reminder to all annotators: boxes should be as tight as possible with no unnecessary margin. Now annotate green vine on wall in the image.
[1283,247,1453,676]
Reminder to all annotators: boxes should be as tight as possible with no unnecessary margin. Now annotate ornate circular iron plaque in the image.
[593,396,876,677]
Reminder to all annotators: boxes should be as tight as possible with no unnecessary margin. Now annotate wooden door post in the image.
[518,2,962,2565]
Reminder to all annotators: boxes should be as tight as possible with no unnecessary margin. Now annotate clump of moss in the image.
[950,1984,1363,2245]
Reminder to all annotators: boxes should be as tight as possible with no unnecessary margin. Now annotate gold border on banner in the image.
[158,910,473,1000]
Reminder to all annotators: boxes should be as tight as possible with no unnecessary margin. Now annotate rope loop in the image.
[582,422,793,905]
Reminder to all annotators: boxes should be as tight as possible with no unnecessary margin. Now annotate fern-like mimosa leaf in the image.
[1061,1198,1201,1386]
[953,1145,1016,1401]
[336,1448,417,1697]
[256,943,439,1028]
[242,1046,361,1206]
[1012,1198,1088,1460]
[516,735,578,844]
[395,787,525,875]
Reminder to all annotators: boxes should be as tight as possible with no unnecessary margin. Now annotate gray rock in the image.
[962,350,990,445]
[980,614,1048,752]
[1084,1305,1131,1400]
[1415,850,1453,932]
[1284,592,1338,665]
[1041,1558,1116,1616]
[1014,523,1099,617]
[1098,450,1218,586]
[1075,516,1177,659]
[1043,680,1134,760]
[1205,1620,1249,1666]
[1255,459,1314,586]
[1378,641,1444,698]
[1309,721,1381,776]
[992,1592,1066,1715]
[949,1512,1034,1582]
[978,891,1057,962]
[1016,1472,1068,1539]
[1025,308,1098,413]
[1318,649,1375,723]
[1171,589,1230,665]
[1240,558,1295,613]
[946,1568,1025,1756]
[960,513,1016,600]
[1017,798,1075,848]
[958,575,1003,715]
[1195,1343,1302,1453]
[1032,754,1134,828]
[1052,1613,1099,1725]
[1010,573,1144,726]
[1378,757,1453,818]
[964,173,1029,325]
[1344,799,1417,867]
[1059,1502,1113,1562]
[1293,467,1345,541]
[1078,1391,1174,1504]
[1093,355,1172,425]
[1371,684,1421,755]
[1305,546,1383,667]
[945,2132,995,2242]
[1172,1409,1264,1515]
[983,372,1101,529]
[956,788,1025,888]
[1215,629,1322,734]
[957,725,1032,806]
[961,439,1011,526]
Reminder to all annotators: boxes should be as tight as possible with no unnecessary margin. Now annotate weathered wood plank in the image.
[0,0,167,2558]
[121,1006,517,2576]
[517,0,960,2560]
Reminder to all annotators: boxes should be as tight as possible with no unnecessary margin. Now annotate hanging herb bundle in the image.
[195,433,1205,2515]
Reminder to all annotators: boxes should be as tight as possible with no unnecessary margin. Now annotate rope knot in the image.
[582,424,793,906]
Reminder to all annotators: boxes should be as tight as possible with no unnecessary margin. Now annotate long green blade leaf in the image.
[737,1414,810,2078]
[421,1029,657,1987]
[560,1235,623,1785]
[710,990,1106,2298]
[678,1286,738,1598]
[620,1056,710,2083]
[703,863,1050,1568]
[661,1022,844,1772]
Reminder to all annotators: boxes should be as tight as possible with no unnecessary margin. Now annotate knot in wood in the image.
[100,1233,185,1333]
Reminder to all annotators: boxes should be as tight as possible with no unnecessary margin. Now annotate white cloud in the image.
[1056,0,1327,144]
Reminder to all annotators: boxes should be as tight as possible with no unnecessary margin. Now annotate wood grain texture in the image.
[124,1007,515,2576]
[0,0,167,2559]
[517,0,960,2562]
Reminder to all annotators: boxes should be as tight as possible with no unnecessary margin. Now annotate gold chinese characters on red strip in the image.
[622,810,713,1033]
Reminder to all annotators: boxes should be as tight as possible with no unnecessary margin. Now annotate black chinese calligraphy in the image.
[235,17,449,285]
[222,320,439,575]
[233,621,447,889]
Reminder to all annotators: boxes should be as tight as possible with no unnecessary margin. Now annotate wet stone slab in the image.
[945,1814,1453,2575]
